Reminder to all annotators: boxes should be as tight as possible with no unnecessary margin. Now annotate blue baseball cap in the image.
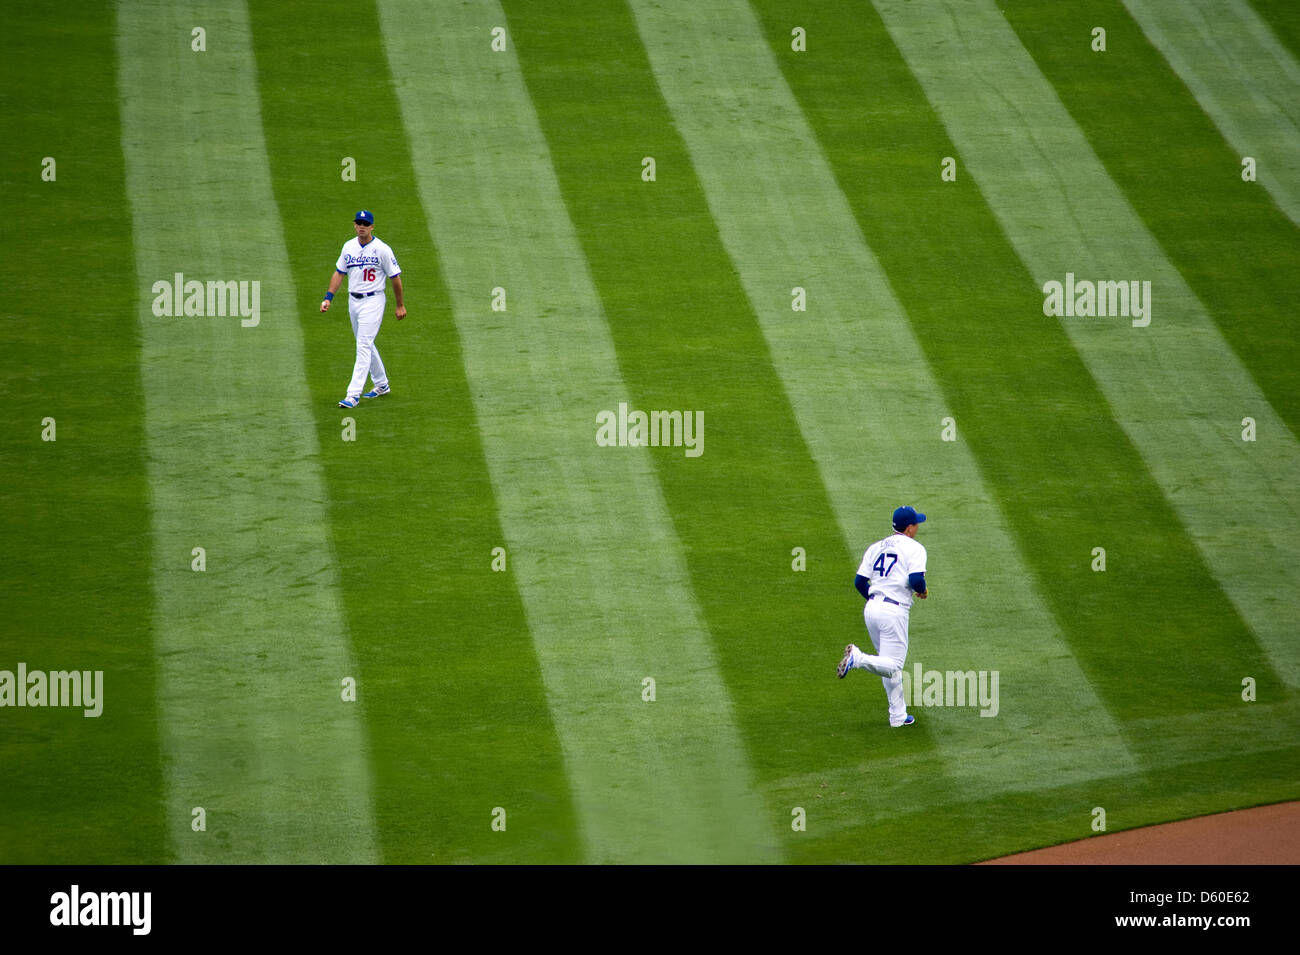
[354,210,374,225]
[892,506,926,531]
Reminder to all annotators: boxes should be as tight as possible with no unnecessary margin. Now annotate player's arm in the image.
[320,269,345,313]
[854,573,872,601]
[909,572,928,599]
[390,273,406,320]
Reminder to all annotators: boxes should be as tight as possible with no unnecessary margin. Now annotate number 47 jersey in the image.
[858,532,928,609]
[337,236,401,295]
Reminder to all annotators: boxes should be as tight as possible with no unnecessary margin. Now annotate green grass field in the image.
[2,0,1297,864]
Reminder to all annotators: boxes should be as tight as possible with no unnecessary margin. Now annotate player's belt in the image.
[869,593,903,607]
[350,291,379,299]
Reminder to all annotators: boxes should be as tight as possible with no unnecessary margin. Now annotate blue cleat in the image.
[894,714,916,727]
[363,384,390,399]
[837,644,856,679]
[339,396,359,408]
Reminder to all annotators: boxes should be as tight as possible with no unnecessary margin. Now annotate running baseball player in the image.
[837,506,929,727]
[319,210,405,408]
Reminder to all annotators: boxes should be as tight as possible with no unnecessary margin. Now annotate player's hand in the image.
[395,305,407,321]
[320,299,331,313]
[916,590,928,599]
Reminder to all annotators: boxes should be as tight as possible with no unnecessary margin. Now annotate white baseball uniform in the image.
[336,235,401,399]
[847,532,927,726]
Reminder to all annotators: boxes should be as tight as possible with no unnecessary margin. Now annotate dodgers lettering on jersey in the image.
[857,533,927,608]
[336,236,401,295]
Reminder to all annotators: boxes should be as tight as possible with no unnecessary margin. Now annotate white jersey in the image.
[336,236,400,295]
[857,533,927,609]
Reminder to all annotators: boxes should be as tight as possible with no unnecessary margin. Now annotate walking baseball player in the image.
[319,210,405,408]
[837,506,929,727]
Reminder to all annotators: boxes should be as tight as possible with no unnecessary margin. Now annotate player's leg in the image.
[359,294,387,390]
[366,326,388,393]
[341,302,366,401]
[850,603,904,677]
[880,670,907,726]
[346,303,379,401]
[846,605,910,725]
[354,298,390,398]
[876,612,911,726]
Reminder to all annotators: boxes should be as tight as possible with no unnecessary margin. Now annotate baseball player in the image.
[320,209,405,408]
[837,506,929,727]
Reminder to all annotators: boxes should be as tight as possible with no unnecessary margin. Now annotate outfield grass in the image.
[1252,0,1300,59]
[1008,0,1300,434]
[874,0,1297,692]
[0,2,165,864]
[118,0,381,863]
[382,0,784,863]
[1121,0,1300,229]
[250,0,583,866]
[3,0,1297,864]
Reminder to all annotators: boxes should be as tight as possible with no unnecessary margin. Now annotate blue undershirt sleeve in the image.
[908,571,927,594]
[854,574,872,601]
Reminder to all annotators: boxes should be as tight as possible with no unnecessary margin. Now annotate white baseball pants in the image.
[346,293,388,399]
[852,601,911,726]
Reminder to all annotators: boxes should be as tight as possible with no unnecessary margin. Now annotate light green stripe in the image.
[117,0,377,862]
[627,0,1134,788]
[1124,0,1300,225]
[876,0,1300,687]
[377,0,777,863]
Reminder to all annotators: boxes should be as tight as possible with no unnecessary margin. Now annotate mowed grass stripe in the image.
[0,6,164,863]
[626,0,1134,793]
[1002,0,1300,437]
[378,0,775,863]
[503,0,956,865]
[248,0,581,863]
[1122,0,1300,227]
[875,0,1300,690]
[117,0,377,862]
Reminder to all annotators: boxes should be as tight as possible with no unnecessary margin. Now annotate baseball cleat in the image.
[837,644,857,679]
[894,714,916,727]
[338,396,359,408]
[363,385,391,398]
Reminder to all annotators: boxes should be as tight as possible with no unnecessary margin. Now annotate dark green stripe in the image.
[501,0,959,862]
[1005,0,1300,435]
[1248,0,1300,67]
[747,0,1282,714]
[0,4,164,862]
[249,0,581,863]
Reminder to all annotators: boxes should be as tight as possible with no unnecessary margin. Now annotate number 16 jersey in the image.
[337,236,401,295]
